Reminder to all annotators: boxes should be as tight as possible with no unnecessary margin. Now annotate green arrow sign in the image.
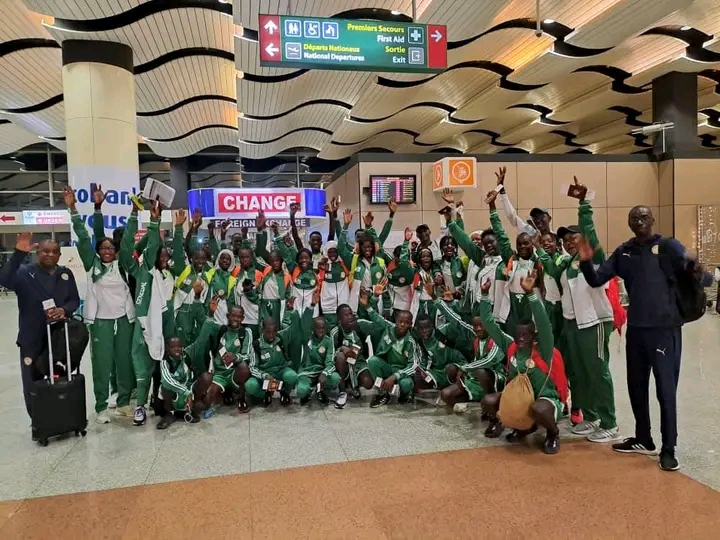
[258,14,448,73]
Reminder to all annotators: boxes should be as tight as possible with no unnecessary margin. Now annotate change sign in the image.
[258,14,447,73]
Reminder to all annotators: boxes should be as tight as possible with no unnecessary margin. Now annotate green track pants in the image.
[563,319,617,429]
[131,321,155,408]
[90,316,133,413]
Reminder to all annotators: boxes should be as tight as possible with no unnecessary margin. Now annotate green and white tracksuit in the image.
[435,299,505,400]
[385,241,416,313]
[121,213,166,409]
[490,209,539,336]
[479,292,564,421]
[328,317,381,388]
[364,307,419,396]
[413,266,440,324]
[337,225,386,318]
[296,308,339,398]
[231,267,261,338]
[195,319,253,391]
[245,309,306,397]
[416,334,466,390]
[274,235,320,317]
[543,251,566,343]
[160,350,199,412]
[257,268,292,329]
[171,224,210,346]
[318,243,351,329]
[206,249,237,325]
[71,210,136,414]
[536,200,616,429]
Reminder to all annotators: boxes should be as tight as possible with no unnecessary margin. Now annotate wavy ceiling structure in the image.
[0,0,720,172]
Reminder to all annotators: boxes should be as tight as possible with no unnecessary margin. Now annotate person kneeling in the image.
[157,336,213,429]
[245,299,309,406]
[359,284,419,408]
[478,271,569,454]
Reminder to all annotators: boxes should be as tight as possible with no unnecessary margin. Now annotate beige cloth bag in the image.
[498,373,535,430]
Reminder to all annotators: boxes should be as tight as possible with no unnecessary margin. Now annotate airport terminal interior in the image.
[2,0,720,538]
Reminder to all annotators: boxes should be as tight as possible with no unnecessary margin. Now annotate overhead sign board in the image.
[188,188,326,220]
[432,157,477,192]
[22,210,68,225]
[258,14,447,73]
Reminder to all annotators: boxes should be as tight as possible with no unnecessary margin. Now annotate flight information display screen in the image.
[369,175,416,204]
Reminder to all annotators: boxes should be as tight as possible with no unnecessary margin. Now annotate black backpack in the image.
[36,317,90,377]
[657,239,707,323]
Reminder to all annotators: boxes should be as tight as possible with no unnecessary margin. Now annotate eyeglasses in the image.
[98,245,116,251]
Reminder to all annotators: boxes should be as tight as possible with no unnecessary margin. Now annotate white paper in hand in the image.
[143,178,176,207]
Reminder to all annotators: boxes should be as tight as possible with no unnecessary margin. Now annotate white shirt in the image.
[263,275,280,300]
[95,261,131,320]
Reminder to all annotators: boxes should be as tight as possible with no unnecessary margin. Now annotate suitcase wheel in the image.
[38,439,49,447]
[75,430,87,437]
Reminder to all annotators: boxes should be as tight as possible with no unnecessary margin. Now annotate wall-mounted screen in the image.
[369,175,416,204]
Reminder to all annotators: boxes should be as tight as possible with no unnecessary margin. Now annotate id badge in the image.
[390,385,399,396]
[218,346,227,357]
[262,379,269,391]
[374,377,383,388]
[424,372,433,383]
[316,382,322,392]
[42,299,56,311]
[346,356,356,365]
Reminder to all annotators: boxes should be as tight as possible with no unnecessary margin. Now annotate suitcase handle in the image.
[46,318,73,385]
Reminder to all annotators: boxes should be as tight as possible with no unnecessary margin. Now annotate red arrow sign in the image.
[259,14,282,63]
[0,215,16,222]
[427,24,448,70]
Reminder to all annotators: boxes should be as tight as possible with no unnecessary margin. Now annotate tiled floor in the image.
[1,295,720,504]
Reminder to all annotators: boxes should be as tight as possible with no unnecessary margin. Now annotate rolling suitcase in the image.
[32,319,88,447]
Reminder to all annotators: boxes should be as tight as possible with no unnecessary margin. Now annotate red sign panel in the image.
[427,25,448,70]
[258,14,281,64]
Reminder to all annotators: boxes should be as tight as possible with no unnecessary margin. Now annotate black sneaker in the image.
[506,426,537,443]
[543,434,560,455]
[370,393,390,408]
[156,414,176,430]
[237,398,249,414]
[483,420,504,438]
[397,391,413,404]
[280,392,292,406]
[658,447,680,471]
[188,413,201,423]
[222,391,235,406]
[350,386,362,399]
[262,394,272,408]
[300,395,311,406]
[612,437,658,455]
[317,391,329,405]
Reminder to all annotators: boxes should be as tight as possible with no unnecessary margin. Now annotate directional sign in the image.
[258,14,447,73]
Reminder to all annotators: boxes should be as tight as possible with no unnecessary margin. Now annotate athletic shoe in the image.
[587,427,621,443]
[108,393,118,409]
[317,391,329,405]
[570,408,583,425]
[658,447,680,471]
[543,434,560,455]
[115,405,132,417]
[262,395,272,407]
[95,411,111,424]
[237,399,249,414]
[453,403,469,413]
[133,406,147,426]
[300,395,311,405]
[334,391,348,409]
[612,437,659,455]
[397,392,413,404]
[350,386,362,400]
[280,392,292,406]
[483,420,504,438]
[156,414,176,430]
[370,393,390,408]
[571,419,600,435]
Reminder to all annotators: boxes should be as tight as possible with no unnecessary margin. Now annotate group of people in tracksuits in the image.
[56,170,709,470]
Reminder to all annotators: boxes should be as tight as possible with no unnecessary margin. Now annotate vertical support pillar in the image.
[652,72,699,157]
[62,40,138,243]
[169,158,189,209]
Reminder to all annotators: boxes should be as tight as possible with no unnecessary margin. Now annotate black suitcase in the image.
[32,320,88,446]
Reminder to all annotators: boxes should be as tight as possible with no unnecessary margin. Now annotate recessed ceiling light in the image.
[543,19,554,23]
[680,25,691,31]
[237,70,244,79]
[391,10,403,16]
[218,0,230,4]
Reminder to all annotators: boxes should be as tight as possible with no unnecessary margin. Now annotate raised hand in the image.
[373,276,388,297]
[343,208,353,227]
[256,210,267,230]
[220,220,230,236]
[174,209,187,226]
[317,257,328,272]
[191,208,202,230]
[387,197,398,216]
[520,269,537,293]
[422,273,436,299]
[15,232,38,253]
[441,188,454,205]
[207,220,216,235]
[404,227,413,242]
[63,186,76,209]
[192,280,205,296]
[480,278,492,295]
[570,175,588,201]
[208,295,220,315]
[331,197,340,213]
[312,286,321,306]
[92,184,105,207]
[495,166,506,186]
[270,221,280,235]
[358,288,370,308]
[362,211,374,228]
[240,226,249,238]
[442,288,454,302]
[150,199,162,220]
[484,189,498,206]
[289,202,300,217]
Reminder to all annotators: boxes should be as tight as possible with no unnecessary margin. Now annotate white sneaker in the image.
[133,406,147,426]
[108,393,117,409]
[571,419,600,435]
[95,411,111,424]
[334,392,348,409]
[587,427,621,443]
[115,405,132,417]
[453,403,469,413]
